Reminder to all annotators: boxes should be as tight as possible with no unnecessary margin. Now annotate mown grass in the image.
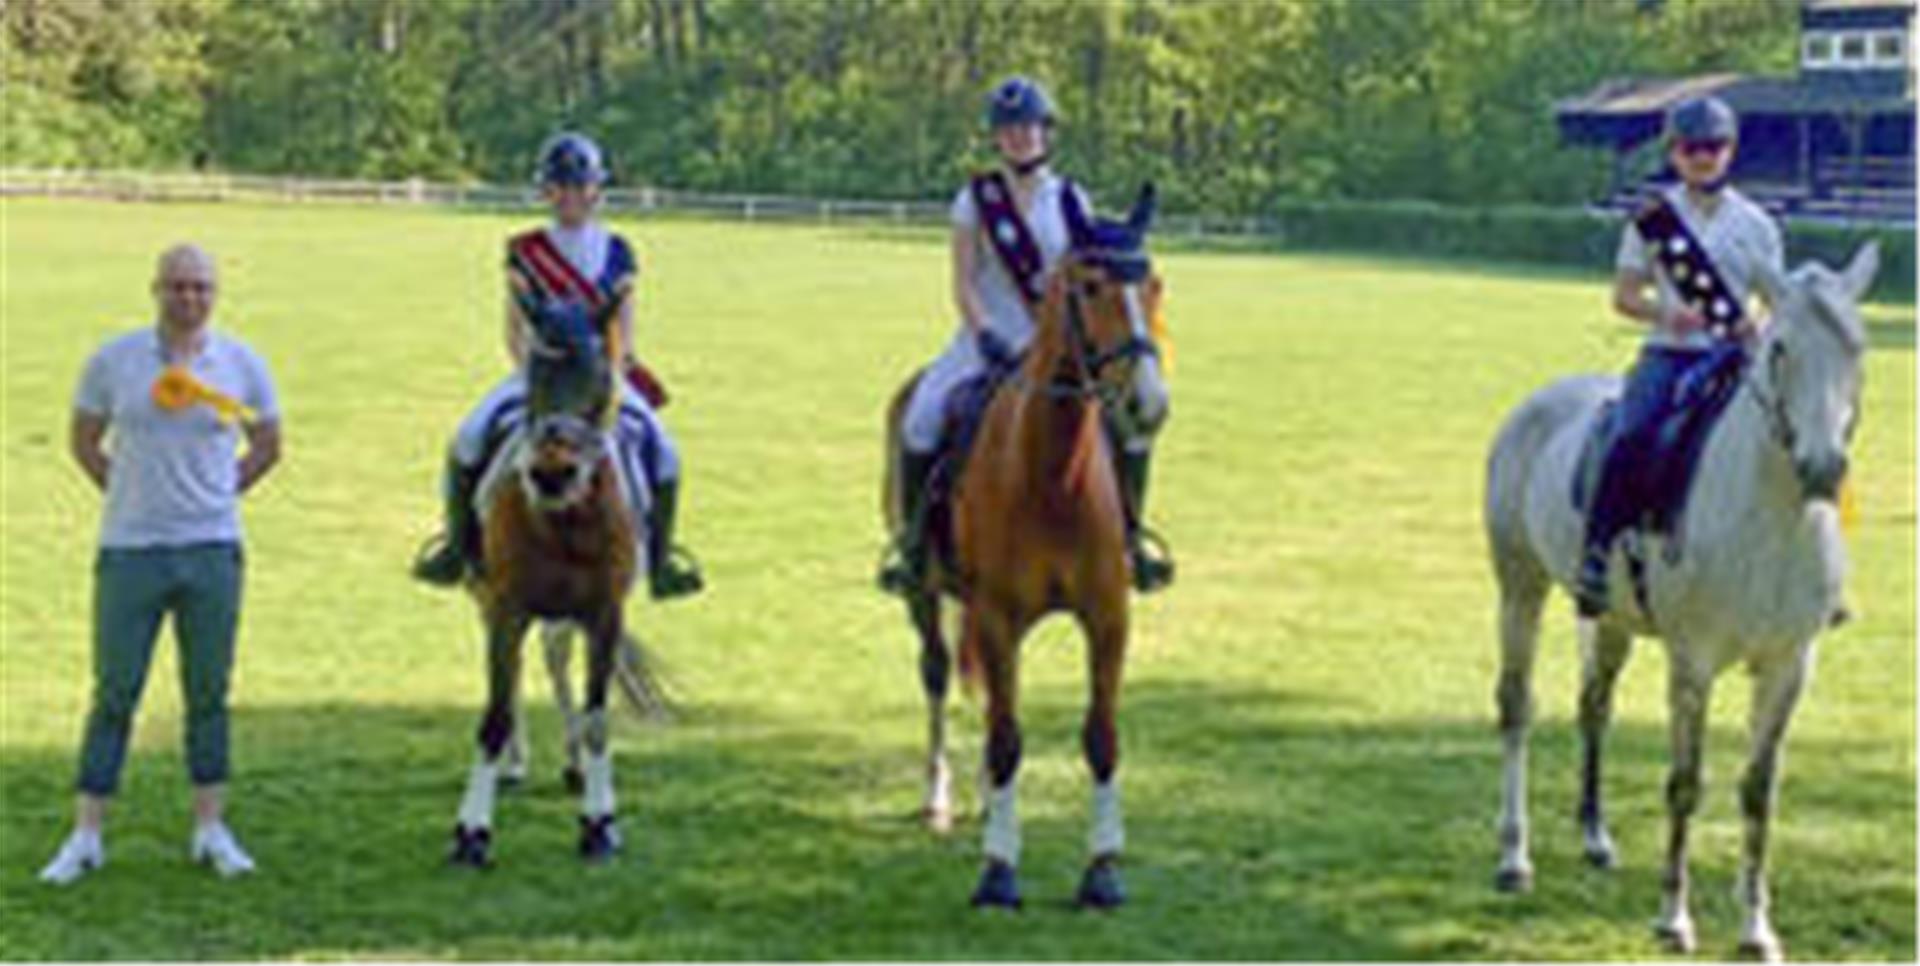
[0,197,1910,960]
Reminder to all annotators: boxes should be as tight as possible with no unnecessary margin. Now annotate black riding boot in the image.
[412,457,483,587]
[879,451,938,596]
[1119,449,1174,593]
[647,478,704,600]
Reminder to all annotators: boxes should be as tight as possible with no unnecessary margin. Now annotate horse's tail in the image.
[614,631,676,722]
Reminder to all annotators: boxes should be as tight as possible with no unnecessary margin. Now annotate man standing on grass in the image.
[39,244,282,884]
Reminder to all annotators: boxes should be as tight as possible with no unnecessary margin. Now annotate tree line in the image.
[4,0,1798,214]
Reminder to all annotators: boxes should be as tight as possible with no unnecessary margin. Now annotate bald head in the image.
[152,243,217,332]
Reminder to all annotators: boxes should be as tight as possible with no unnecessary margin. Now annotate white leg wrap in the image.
[982,780,1020,866]
[458,758,500,829]
[582,750,616,818]
[1088,780,1125,858]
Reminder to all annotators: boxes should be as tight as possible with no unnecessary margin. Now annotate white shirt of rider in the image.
[951,170,1090,351]
[1616,182,1784,350]
[546,221,610,281]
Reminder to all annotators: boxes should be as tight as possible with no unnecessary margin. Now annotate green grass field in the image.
[0,197,1911,961]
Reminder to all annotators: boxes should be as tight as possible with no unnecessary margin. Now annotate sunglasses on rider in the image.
[1675,138,1731,157]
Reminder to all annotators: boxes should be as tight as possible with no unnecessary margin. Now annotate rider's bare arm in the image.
[952,223,988,335]
[505,268,533,367]
[1613,267,1703,333]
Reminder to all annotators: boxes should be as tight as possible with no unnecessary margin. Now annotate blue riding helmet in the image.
[1667,96,1738,143]
[986,76,1055,129]
[535,132,608,187]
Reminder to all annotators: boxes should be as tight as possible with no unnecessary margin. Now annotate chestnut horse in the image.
[883,186,1163,909]
[449,294,648,867]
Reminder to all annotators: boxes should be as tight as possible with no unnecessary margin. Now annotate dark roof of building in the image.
[1557,73,1912,129]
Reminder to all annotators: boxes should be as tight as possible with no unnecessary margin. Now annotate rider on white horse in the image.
[412,132,703,600]
[880,76,1173,595]
[1576,96,1784,617]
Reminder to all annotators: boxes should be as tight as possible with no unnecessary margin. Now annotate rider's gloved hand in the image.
[976,329,1017,369]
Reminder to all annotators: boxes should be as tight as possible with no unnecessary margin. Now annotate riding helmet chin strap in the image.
[1010,153,1050,177]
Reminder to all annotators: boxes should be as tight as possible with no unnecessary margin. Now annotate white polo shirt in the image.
[1616,183,1784,349]
[73,326,280,549]
[951,170,1092,350]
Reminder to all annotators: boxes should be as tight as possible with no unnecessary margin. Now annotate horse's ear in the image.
[1840,241,1881,304]
[1127,181,1157,236]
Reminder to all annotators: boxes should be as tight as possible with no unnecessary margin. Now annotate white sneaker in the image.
[38,830,104,885]
[190,822,256,878]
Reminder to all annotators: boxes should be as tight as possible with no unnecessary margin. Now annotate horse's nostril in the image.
[531,466,570,496]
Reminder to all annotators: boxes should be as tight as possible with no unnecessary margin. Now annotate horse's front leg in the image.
[452,612,530,867]
[541,621,586,794]
[1075,602,1128,910]
[970,604,1024,909]
[576,611,623,862]
[1735,647,1812,963]
[1577,619,1633,869]
[1655,658,1714,953]
[910,591,954,833]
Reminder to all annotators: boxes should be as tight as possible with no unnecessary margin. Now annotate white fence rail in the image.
[0,168,962,226]
[0,167,1308,239]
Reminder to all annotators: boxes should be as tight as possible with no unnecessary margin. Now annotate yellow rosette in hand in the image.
[151,366,257,426]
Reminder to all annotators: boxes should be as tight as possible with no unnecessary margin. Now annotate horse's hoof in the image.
[578,814,622,862]
[1493,864,1534,893]
[1075,857,1126,910]
[563,766,585,796]
[1653,916,1698,954]
[1738,922,1784,963]
[922,805,953,835]
[1582,836,1618,870]
[970,860,1022,910]
[449,825,492,868]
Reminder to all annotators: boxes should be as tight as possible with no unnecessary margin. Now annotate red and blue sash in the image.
[1634,196,1745,340]
[507,229,668,408]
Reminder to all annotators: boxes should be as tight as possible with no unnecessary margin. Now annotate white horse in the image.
[1484,243,1878,961]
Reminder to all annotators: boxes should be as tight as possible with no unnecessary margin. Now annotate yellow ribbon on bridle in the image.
[151,366,257,426]
[1148,289,1173,376]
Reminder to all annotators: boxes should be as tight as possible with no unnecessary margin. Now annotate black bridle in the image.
[1023,265,1158,405]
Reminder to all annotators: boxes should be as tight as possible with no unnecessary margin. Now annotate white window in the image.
[1872,30,1905,65]
[1805,32,1836,66]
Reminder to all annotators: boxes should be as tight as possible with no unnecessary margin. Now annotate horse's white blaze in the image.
[1088,780,1124,858]
[458,758,500,829]
[982,780,1020,865]
[582,750,616,817]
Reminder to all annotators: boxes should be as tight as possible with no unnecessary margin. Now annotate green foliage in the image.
[1233,199,1916,301]
[3,0,1815,211]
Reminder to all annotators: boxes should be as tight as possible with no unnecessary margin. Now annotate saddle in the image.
[913,358,1019,572]
[1572,342,1748,538]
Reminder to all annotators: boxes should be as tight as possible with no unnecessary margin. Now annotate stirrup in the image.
[650,545,705,600]
[876,536,926,598]
[1130,526,1175,593]
[410,534,469,588]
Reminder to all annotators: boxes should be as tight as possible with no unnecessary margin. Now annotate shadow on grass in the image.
[1,678,1909,960]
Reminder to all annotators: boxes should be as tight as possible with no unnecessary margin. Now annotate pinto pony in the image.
[884,185,1164,909]
[449,292,651,867]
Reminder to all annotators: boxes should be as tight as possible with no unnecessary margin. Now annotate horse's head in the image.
[518,294,618,511]
[1047,182,1164,429]
[1751,242,1877,502]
